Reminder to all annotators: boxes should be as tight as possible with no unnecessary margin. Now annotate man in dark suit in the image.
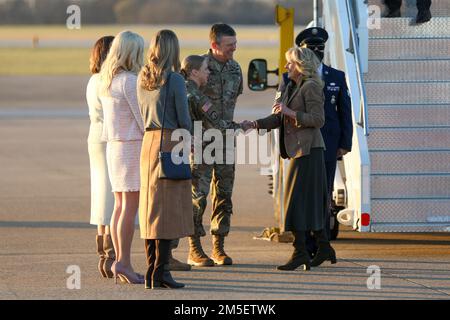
[277,27,353,256]
[384,0,432,24]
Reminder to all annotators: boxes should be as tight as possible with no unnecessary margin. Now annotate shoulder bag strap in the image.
[159,72,172,153]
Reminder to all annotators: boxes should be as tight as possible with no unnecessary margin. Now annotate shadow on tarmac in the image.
[0,221,93,229]
[172,281,447,300]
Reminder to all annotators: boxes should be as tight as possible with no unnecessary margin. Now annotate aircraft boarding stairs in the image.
[364,0,450,232]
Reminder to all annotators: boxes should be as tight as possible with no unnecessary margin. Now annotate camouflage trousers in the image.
[191,161,235,237]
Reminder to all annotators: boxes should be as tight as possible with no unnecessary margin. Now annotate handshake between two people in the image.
[238,102,296,133]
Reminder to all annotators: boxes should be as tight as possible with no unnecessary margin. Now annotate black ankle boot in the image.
[310,230,337,267]
[416,9,432,23]
[384,9,401,18]
[277,251,311,271]
[152,270,185,289]
[277,231,311,271]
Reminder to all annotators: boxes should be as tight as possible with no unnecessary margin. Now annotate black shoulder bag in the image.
[158,73,192,180]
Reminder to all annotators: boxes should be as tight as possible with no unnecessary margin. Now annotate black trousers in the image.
[384,0,432,11]
[324,160,337,240]
[145,239,171,283]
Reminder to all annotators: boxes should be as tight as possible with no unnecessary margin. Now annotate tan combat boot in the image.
[211,235,233,265]
[187,236,214,267]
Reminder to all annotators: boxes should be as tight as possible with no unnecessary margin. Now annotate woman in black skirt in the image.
[244,47,336,271]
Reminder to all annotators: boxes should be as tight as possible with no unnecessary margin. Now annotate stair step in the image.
[368,127,450,151]
[366,82,450,104]
[369,38,450,60]
[369,17,450,38]
[371,199,450,223]
[370,150,450,174]
[368,0,450,17]
[369,224,450,232]
[371,174,450,198]
[368,104,450,127]
[365,60,450,82]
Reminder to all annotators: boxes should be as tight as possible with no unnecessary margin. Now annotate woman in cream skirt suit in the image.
[99,30,145,284]
[86,35,115,279]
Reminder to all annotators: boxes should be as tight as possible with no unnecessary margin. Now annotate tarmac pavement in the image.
[1,76,450,300]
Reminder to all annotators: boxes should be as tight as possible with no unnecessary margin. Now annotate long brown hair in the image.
[140,30,180,91]
[89,36,114,74]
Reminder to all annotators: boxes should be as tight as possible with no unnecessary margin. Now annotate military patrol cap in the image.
[295,27,329,46]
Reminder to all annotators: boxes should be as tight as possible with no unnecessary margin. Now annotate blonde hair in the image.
[180,55,207,79]
[99,31,144,96]
[140,30,181,91]
[285,47,321,79]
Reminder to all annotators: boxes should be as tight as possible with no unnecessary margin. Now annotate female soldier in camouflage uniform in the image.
[181,55,241,267]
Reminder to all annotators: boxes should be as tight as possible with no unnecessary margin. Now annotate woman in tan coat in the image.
[138,30,194,290]
[244,47,336,271]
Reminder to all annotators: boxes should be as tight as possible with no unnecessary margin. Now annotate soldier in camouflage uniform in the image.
[180,54,242,267]
[188,24,243,266]
[186,80,241,132]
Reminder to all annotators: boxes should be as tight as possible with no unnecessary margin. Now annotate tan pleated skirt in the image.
[139,129,194,240]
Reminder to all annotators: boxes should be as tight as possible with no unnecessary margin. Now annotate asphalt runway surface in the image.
[1,76,450,300]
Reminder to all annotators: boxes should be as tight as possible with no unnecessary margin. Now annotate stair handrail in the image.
[346,0,370,136]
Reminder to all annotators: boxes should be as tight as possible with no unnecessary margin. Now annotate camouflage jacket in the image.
[202,50,243,132]
[186,79,241,132]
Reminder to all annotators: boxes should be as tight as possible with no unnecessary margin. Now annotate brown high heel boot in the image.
[96,235,107,278]
[103,234,116,278]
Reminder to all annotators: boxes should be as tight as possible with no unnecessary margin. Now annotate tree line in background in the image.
[0,0,313,25]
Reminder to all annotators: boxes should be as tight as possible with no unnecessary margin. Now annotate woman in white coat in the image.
[86,36,115,279]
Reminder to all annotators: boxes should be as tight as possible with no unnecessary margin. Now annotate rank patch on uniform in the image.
[210,111,218,120]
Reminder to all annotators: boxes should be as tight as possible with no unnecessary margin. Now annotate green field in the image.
[0,25,286,75]
[0,47,278,75]
[0,25,296,75]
